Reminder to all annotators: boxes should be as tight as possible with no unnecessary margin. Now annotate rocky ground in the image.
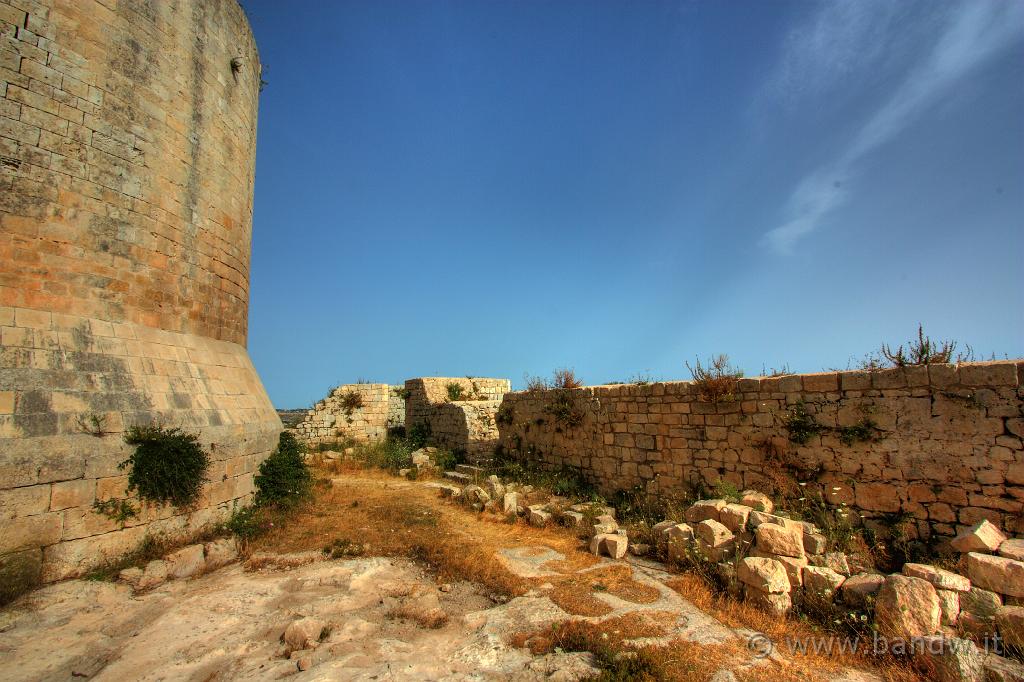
[0,473,895,681]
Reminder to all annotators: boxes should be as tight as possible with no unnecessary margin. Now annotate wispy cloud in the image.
[763,0,1024,254]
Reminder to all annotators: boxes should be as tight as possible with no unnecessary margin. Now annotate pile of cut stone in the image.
[653,492,1024,681]
[117,537,239,592]
[435,474,627,558]
[398,447,439,476]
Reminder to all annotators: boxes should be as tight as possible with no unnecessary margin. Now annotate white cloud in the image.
[763,0,1024,254]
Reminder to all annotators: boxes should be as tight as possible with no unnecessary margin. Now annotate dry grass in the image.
[547,563,661,617]
[667,574,924,682]
[251,470,590,598]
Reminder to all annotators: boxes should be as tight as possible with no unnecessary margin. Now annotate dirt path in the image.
[0,472,889,681]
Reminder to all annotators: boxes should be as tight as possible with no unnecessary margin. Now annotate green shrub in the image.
[339,390,364,415]
[407,422,431,449]
[121,425,210,508]
[686,354,743,403]
[445,382,465,401]
[254,432,313,509]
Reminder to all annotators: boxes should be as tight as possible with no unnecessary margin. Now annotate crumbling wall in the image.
[497,361,1024,540]
[405,378,510,458]
[0,0,280,584]
[291,383,397,446]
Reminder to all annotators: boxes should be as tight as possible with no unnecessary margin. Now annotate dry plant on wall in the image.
[686,354,743,403]
[880,323,972,366]
[339,390,364,416]
[552,368,583,389]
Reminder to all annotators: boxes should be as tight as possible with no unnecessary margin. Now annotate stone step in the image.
[443,471,471,484]
[455,464,485,476]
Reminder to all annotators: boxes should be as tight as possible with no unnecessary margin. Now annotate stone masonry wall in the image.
[291,383,399,446]
[405,377,510,458]
[496,361,1024,541]
[0,0,281,584]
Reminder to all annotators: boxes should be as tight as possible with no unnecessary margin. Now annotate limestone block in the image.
[165,544,205,579]
[960,586,1003,619]
[529,508,551,527]
[936,589,960,626]
[49,479,95,511]
[803,532,827,555]
[912,636,983,682]
[204,537,239,571]
[739,490,773,512]
[755,523,804,558]
[965,553,1024,597]
[502,492,521,515]
[284,617,326,651]
[592,514,618,535]
[996,605,1024,648]
[737,557,790,594]
[902,563,971,592]
[138,559,168,591]
[951,520,1007,553]
[875,574,941,639]
[744,586,791,615]
[718,503,751,533]
[840,573,885,608]
[803,566,845,598]
[665,523,694,562]
[684,499,726,524]
[999,539,1024,561]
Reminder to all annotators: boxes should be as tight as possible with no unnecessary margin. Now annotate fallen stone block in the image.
[118,566,143,590]
[561,510,584,527]
[802,532,827,555]
[502,492,521,515]
[996,605,1024,648]
[739,490,773,513]
[719,503,751,533]
[685,499,727,524]
[589,533,628,559]
[665,523,695,562]
[744,586,791,615]
[875,574,941,639]
[983,653,1024,682]
[529,508,552,527]
[747,510,800,530]
[803,565,845,599]
[755,523,804,558]
[966,552,1024,597]
[204,537,239,571]
[737,556,790,594]
[1001,539,1024,562]
[951,520,1007,554]
[165,544,205,580]
[840,572,885,608]
[592,514,618,535]
[903,563,971,592]
[913,636,983,682]
[284,617,326,651]
[937,589,961,626]
[695,519,735,562]
[961,586,1003,618]
[137,560,168,591]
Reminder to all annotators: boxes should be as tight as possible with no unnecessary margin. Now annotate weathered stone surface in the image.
[695,519,734,561]
[936,589,960,626]
[903,563,971,592]
[996,605,1024,648]
[204,538,239,571]
[685,499,726,524]
[592,514,618,535]
[803,565,845,598]
[739,490,773,513]
[665,523,694,562]
[718,504,751,533]
[913,636,983,682]
[529,508,551,527]
[283,617,326,651]
[999,539,1024,562]
[823,551,851,576]
[875,574,941,639]
[118,566,144,590]
[960,586,1003,618]
[755,523,804,558]
[744,586,791,615]
[737,557,790,594]
[984,653,1024,682]
[138,560,168,591]
[951,520,1007,554]
[965,552,1024,597]
[165,545,205,580]
[747,510,800,530]
[803,532,827,555]
[840,573,885,608]
[589,533,627,559]
[502,492,521,515]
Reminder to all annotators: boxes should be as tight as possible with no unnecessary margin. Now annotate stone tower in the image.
[0,0,281,583]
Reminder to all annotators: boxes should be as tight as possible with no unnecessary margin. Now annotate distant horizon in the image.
[243,0,1024,409]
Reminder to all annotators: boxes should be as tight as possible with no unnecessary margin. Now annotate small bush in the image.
[92,498,138,525]
[254,432,313,509]
[686,354,743,403]
[523,374,549,392]
[406,422,431,449]
[783,402,824,445]
[545,390,584,428]
[121,425,210,508]
[552,368,583,389]
[880,324,971,367]
[445,382,465,401]
[495,402,514,426]
[338,390,364,415]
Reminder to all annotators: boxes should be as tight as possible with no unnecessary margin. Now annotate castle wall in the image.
[0,0,280,583]
[291,383,398,446]
[405,377,509,458]
[497,361,1024,540]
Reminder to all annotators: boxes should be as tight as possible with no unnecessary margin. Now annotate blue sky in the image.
[243,0,1024,408]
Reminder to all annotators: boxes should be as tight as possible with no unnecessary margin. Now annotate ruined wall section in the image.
[291,383,398,446]
[497,362,1024,540]
[0,0,280,582]
[405,377,510,458]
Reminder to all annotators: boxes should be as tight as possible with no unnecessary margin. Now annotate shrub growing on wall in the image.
[121,425,210,508]
[254,432,312,509]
